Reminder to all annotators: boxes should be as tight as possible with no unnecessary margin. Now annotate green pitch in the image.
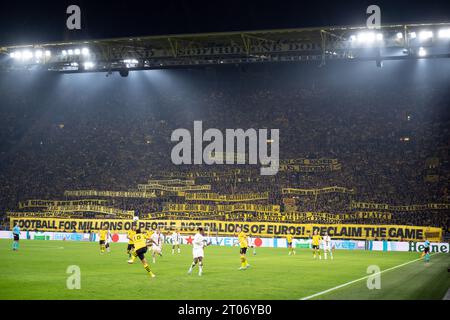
[0,239,448,300]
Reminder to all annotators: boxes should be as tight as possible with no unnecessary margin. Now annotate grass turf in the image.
[0,239,448,300]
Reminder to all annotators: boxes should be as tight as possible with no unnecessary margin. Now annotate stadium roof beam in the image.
[1,22,449,73]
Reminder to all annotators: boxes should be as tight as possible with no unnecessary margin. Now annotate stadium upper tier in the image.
[0,57,449,233]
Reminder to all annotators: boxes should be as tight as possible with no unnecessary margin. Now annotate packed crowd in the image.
[0,63,449,233]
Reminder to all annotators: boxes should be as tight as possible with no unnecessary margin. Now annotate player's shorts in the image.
[287,242,292,248]
[13,234,19,241]
[135,247,148,260]
[324,245,331,251]
[193,247,204,258]
[240,247,248,255]
[312,245,319,250]
[152,245,162,254]
[99,240,105,245]
[424,247,430,254]
[173,241,179,246]
[127,244,134,251]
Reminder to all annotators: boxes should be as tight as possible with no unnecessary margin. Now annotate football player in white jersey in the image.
[150,229,163,263]
[248,234,256,255]
[171,229,181,254]
[105,229,112,253]
[188,227,210,276]
[323,232,333,260]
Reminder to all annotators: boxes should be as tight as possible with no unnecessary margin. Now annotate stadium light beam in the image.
[81,47,89,55]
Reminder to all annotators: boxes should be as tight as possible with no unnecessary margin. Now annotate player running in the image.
[12,223,20,251]
[127,229,156,278]
[98,227,108,254]
[126,225,136,258]
[322,232,333,260]
[287,233,295,256]
[150,229,164,263]
[171,229,181,254]
[236,226,250,270]
[188,227,210,276]
[311,230,322,260]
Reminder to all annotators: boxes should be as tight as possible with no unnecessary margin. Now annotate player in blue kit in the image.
[12,223,20,251]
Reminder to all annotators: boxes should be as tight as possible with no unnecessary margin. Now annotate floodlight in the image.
[418,47,427,57]
[419,31,433,40]
[83,61,95,70]
[438,28,450,38]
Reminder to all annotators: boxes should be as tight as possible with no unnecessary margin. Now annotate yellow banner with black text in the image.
[9,218,441,241]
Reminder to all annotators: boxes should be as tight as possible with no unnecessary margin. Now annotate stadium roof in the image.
[1,22,450,73]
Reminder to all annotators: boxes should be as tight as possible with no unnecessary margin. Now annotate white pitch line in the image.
[300,253,438,300]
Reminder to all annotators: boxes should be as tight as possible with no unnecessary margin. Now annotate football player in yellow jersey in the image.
[235,226,250,270]
[287,234,295,256]
[126,225,137,258]
[145,229,153,240]
[311,230,322,260]
[127,229,156,278]
[98,227,108,254]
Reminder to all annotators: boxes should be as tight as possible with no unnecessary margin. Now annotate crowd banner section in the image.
[9,217,442,242]
[7,212,86,218]
[164,203,281,214]
[185,192,269,202]
[46,205,134,217]
[282,186,355,196]
[350,201,450,211]
[64,190,157,198]
[147,179,196,186]
[283,211,392,222]
[137,184,211,192]
[18,199,108,209]
[279,158,342,172]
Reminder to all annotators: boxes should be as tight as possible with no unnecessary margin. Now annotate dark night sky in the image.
[0,0,449,45]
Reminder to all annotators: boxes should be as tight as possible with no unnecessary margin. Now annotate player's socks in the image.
[144,265,156,278]
[128,252,137,263]
[172,248,174,254]
[199,264,203,276]
[240,257,246,269]
[324,253,327,260]
[293,250,296,255]
[178,248,181,254]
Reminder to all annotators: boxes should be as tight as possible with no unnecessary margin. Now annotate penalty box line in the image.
[299,253,439,300]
